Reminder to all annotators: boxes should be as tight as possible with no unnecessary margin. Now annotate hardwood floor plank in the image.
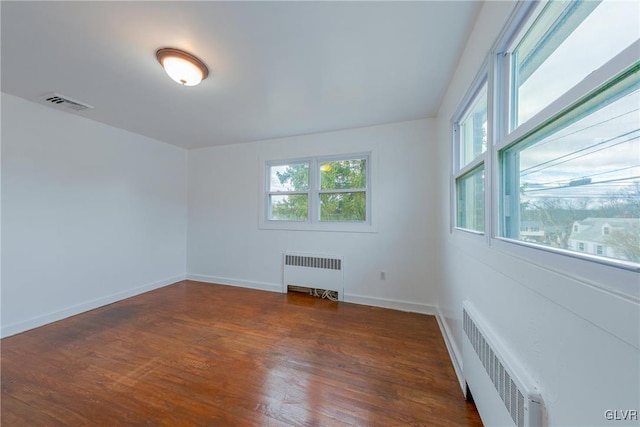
[0,394,69,426]
[1,281,482,426]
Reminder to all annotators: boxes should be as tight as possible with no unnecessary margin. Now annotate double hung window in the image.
[266,154,370,226]
[454,0,639,269]
[453,77,488,233]
[498,0,639,266]
[267,162,310,221]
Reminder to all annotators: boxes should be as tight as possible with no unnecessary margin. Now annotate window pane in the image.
[513,0,639,127]
[269,194,308,221]
[503,67,640,264]
[456,166,485,232]
[269,163,309,192]
[460,83,488,167]
[320,159,367,190]
[319,192,366,222]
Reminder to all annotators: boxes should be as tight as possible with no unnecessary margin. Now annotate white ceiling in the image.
[1,1,481,149]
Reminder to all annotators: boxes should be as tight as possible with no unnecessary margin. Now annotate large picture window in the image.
[495,0,639,267]
[501,66,639,264]
[265,154,370,228]
[452,0,639,271]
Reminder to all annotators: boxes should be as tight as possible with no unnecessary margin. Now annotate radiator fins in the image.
[284,254,341,270]
[463,307,541,427]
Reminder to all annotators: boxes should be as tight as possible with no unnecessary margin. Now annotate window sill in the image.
[491,237,640,300]
[258,219,377,234]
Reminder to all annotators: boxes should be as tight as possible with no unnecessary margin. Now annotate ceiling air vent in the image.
[36,93,94,112]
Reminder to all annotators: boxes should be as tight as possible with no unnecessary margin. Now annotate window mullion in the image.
[485,53,497,243]
[308,160,318,223]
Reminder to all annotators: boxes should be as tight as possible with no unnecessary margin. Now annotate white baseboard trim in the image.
[1,274,186,338]
[436,307,466,394]
[184,277,436,316]
[186,274,282,294]
[344,293,436,315]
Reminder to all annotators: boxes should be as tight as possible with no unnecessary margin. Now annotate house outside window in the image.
[568,218,638,263]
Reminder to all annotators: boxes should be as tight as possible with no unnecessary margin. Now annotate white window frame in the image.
[259,152,375,233]
[493,1,640,271]
[451,61,491,238]
[266,159,311,222]
[451,1,639,300]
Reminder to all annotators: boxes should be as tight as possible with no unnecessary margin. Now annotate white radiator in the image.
[462,301,544,427]
[282,252,344,301]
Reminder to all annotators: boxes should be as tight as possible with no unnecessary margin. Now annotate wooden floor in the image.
[1,281,482,426]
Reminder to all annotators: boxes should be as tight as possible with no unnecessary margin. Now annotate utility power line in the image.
[529,164,640,187]
[521,133,639,177]
[531,105,639,150]
[523,175,640,193]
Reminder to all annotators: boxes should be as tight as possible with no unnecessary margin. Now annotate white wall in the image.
[1,93,188,337]
[435,2,640,426]
[187,119,437,312]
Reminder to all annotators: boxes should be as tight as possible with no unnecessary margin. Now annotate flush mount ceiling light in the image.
[156,48,209,86]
